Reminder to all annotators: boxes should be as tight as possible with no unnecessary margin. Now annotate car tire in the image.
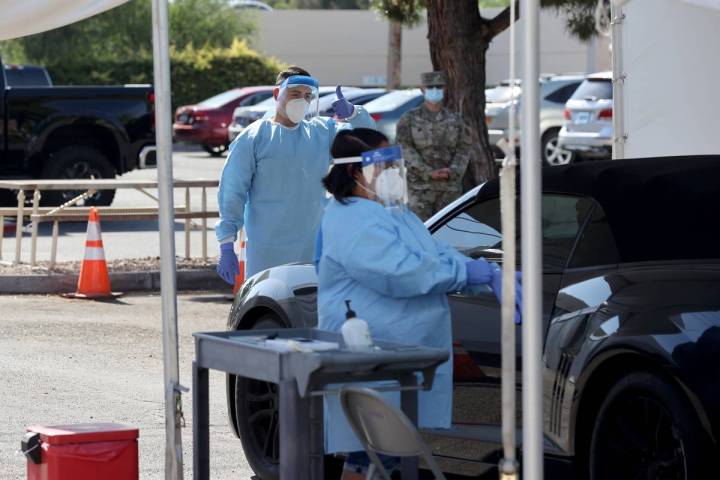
[202,143,227,157]
[40,146,116,206]
[542,129,575,167]
[589,372,712,480]
[234,314,284,480]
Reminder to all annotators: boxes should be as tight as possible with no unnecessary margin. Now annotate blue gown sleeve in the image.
[215,131,257,242]
[322,106,377,142]
[342,221,468,298]
[344,106,376,129]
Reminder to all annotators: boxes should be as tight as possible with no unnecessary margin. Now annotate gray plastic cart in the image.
[192,327,449,480]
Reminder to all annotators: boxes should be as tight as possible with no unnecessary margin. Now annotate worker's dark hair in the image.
[275,65,311,85]
[323,129,389,204]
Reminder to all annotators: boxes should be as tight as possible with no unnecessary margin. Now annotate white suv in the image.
[558,71,613,159]
[485,74,585,166]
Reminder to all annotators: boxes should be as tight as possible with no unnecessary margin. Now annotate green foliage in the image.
[0,0,278,108]
[45,39,284,109]
[264,0,370,7]
[370,0,424,24]
[543,0,601,41]
[0,0,254,65]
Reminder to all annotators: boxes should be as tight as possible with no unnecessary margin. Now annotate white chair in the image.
[339,386,447,480]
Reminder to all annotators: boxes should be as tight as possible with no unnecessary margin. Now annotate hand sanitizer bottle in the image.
[341,300,373,351]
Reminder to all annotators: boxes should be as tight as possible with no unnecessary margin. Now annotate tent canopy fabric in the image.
[0,0,129,41]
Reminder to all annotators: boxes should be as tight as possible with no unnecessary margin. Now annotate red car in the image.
[173,86,274,156]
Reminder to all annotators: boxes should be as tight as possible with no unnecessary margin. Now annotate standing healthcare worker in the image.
[215,66,375,283]
[317,129,522,479]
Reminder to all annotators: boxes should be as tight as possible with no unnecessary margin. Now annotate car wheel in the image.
[41,146,116,206]
[235,314,284,480]
[542,130,574,166]
[589,372,711,480]
[202,143,227,157]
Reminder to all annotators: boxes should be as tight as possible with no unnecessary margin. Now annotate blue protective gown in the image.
[215,109,374,277]
[317,197,470,454]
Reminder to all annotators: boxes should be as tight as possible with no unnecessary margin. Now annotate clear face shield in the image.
[276,75,320,124]
[333,145,408,209]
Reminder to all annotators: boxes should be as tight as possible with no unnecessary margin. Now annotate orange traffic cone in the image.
[232,232,247,295]
[63,208,122,299]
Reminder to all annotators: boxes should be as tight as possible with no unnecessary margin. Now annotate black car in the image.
[0,56,156,206]
[226,156,720,479]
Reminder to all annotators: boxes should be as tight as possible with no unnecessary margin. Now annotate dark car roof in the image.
[477,155,720,263]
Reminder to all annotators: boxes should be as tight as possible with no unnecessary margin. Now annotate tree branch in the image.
[483,1,520,42]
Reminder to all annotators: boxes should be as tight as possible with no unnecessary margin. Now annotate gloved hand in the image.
[466,258,493,285]
[332,85,355,120]
[489,264,523,324]
[217,242,239,285]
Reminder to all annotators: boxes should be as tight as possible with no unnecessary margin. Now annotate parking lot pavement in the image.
[1,146,226,264]
[0,292,255,479]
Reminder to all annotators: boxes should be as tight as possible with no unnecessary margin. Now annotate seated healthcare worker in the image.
[316,128,522,479]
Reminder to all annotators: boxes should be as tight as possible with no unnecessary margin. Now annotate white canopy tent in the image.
[0,1,183,478]
[613,0,720,158]
[0,1,547,479]
[0,0,130,41]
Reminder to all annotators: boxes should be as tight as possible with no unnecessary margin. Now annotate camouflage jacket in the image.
[396,106,473,192]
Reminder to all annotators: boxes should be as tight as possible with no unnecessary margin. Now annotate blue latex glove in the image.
[466,258,493,285]
[332,85,355,119]
[489,264,523,324]
[217,242,239,285]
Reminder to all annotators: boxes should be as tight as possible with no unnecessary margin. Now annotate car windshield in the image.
[4,67,51,87]
[364,89,421,112]
[255,96,277,107]
[486,85,521,104]
[197,90,244,108]
[571,79,612,101]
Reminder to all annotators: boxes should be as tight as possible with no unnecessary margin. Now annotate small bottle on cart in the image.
[341,300,373,351]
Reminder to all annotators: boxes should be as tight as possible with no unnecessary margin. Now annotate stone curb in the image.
[0,269,230,295]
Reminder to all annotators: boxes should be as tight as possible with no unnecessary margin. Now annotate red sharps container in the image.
[23,423,138,480]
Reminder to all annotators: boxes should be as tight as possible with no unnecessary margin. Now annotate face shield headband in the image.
[332,145,408,208]
[277,75,320,123]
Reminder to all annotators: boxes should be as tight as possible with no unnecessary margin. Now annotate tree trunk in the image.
[426,0,498,181]
[387,21,402,89]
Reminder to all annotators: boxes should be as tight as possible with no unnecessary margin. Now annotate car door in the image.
[425,193,594,468]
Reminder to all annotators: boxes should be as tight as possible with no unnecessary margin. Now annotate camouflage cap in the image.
[420,71,446,87]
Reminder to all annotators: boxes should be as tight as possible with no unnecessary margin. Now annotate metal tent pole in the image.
[521,0,544,479]
[499,0,519,478]
[611,0,626,159]
[151,0,184,478]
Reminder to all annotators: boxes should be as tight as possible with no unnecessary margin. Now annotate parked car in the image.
[485,74,585,165]
[318,87,386,117]
[225,155,720,479]
[3,63,52,87]
[173,86,273,156]
[558,71,613,159]
[230,0,273,10]
[226,87,375,143]
[363,89,424,142]
[0,57,155,206]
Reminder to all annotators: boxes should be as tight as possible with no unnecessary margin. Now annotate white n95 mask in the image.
[285,98,308,124]
[375,168,406,205]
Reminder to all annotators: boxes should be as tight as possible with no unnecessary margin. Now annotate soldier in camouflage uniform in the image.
[396,71,474,221]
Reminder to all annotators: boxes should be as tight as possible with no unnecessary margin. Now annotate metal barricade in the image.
[0,179,218,266]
